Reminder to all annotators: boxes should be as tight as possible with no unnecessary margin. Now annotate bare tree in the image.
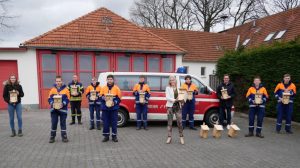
[257,0,299,16]
[228,0,262,27]
[130,0,196,30]
[0,0,13,30]
[190,0,231,32]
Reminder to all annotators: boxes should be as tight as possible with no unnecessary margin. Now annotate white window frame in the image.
[242,39,250,46]
[264,32,276,41]
[274,30,287,39]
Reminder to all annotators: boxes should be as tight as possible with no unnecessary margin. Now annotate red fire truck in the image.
[99,72,234,127]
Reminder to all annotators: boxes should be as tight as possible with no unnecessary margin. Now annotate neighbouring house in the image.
[148,28,238,86]
[221,6,300,48]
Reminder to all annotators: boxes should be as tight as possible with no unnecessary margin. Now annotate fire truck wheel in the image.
[204,109,219,128]
[117,109,128,127]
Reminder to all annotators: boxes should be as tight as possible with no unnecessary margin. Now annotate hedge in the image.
[216,38,300,122]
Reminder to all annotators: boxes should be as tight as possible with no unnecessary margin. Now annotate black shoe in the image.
[18,130,23,137]
[245,132,254,137]
[69,122,75,125]
[112,137,118,142]
[286,131,293,134]
[11,130,16,137]
[97,127,101,130]
[190,127,197,130]
[136,127,141,130]
[102,137,109,142]
[276,130,281,134]
[256,133,264,138]
[89,126,95,130]
[49,137,55,143]
[62,135,69,143]
[78,122,83,125]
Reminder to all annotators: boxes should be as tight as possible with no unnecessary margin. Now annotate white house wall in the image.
[0,49,39,108]
[182,61,216,86]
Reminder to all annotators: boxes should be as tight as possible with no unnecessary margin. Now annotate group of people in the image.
[2,72,296,144]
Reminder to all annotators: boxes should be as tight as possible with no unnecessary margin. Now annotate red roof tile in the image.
[148,28,237,62]
[222,7,300,48]
[22,8,185,54]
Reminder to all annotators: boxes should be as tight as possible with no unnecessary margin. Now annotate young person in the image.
[85,77,102,130]
[216,74,235,129]
[68,74,84,125]
[133,75,151,130]
[100,75,121,142]
[274,74,296,134]
[48,76,70,143]
[165,75,184,145]
[2,75,24,137]
[245,77,268,138]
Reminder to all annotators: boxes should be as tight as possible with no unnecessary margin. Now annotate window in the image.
[78,54,93,87]
[133,56,145,72]
[147,56,160,72]
[162,57,173,72]
[41,54,57,88]
[60,54,75,84]
[96,55,110,71]
[180,76,206,94]
[242,39,250,46]
[201,67,206,76]
[274,30,287,39]
[264,32,276,41]
[146,76,161,91]
[117,55,130,72]
[114,75,139,91]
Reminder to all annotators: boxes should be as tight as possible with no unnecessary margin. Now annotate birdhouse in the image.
[9,90,18,103]
[90,90,97,101]
[139,91,145,104]
[254,92,263,104]
[213,124,224,138]
[228,124,240,138]
[221,87,229,99]
[187,90,194,100]
[70,85,78,96]
[53,95,62,110]
[105,93,114,107]
[200,122,210,139]
[178,88,187,102]
[282,92,291,105]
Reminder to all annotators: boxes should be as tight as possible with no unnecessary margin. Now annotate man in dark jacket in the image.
[67,75,84,125]
[3,75,24,137]
[216,74,235,129]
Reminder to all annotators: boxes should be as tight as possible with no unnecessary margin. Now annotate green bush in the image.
[216,39,300,122]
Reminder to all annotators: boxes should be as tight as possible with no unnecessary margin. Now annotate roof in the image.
[21,8,185,55]
[222,7,300,48]
[148,28,237,62]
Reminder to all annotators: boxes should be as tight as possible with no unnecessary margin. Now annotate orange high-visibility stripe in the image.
[181,83,198,92]
[85,85,101,95]
[246,87,268,98]
[48,87,70,99]
[100,85,122,98]
[274,83,296,94]
[133,84,151,93]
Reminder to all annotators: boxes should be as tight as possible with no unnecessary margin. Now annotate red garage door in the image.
[0,60,18,109]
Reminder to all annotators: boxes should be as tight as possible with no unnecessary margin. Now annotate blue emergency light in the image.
[176,67,187,73]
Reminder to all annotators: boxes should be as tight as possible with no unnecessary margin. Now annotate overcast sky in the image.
[0,0,135,47]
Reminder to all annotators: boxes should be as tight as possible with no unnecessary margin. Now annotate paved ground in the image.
[0,109,299,168]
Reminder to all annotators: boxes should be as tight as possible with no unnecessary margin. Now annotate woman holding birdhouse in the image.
[133,75,151,130]
[274,74,296,134]
[100,74,121,143]
[180,75,198,130]
[216,74,235,129]
[85,77,102,130]
[2,75,24,137]
[165,75,184,145]
[245,77,268,138]
[48,76,70,143]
